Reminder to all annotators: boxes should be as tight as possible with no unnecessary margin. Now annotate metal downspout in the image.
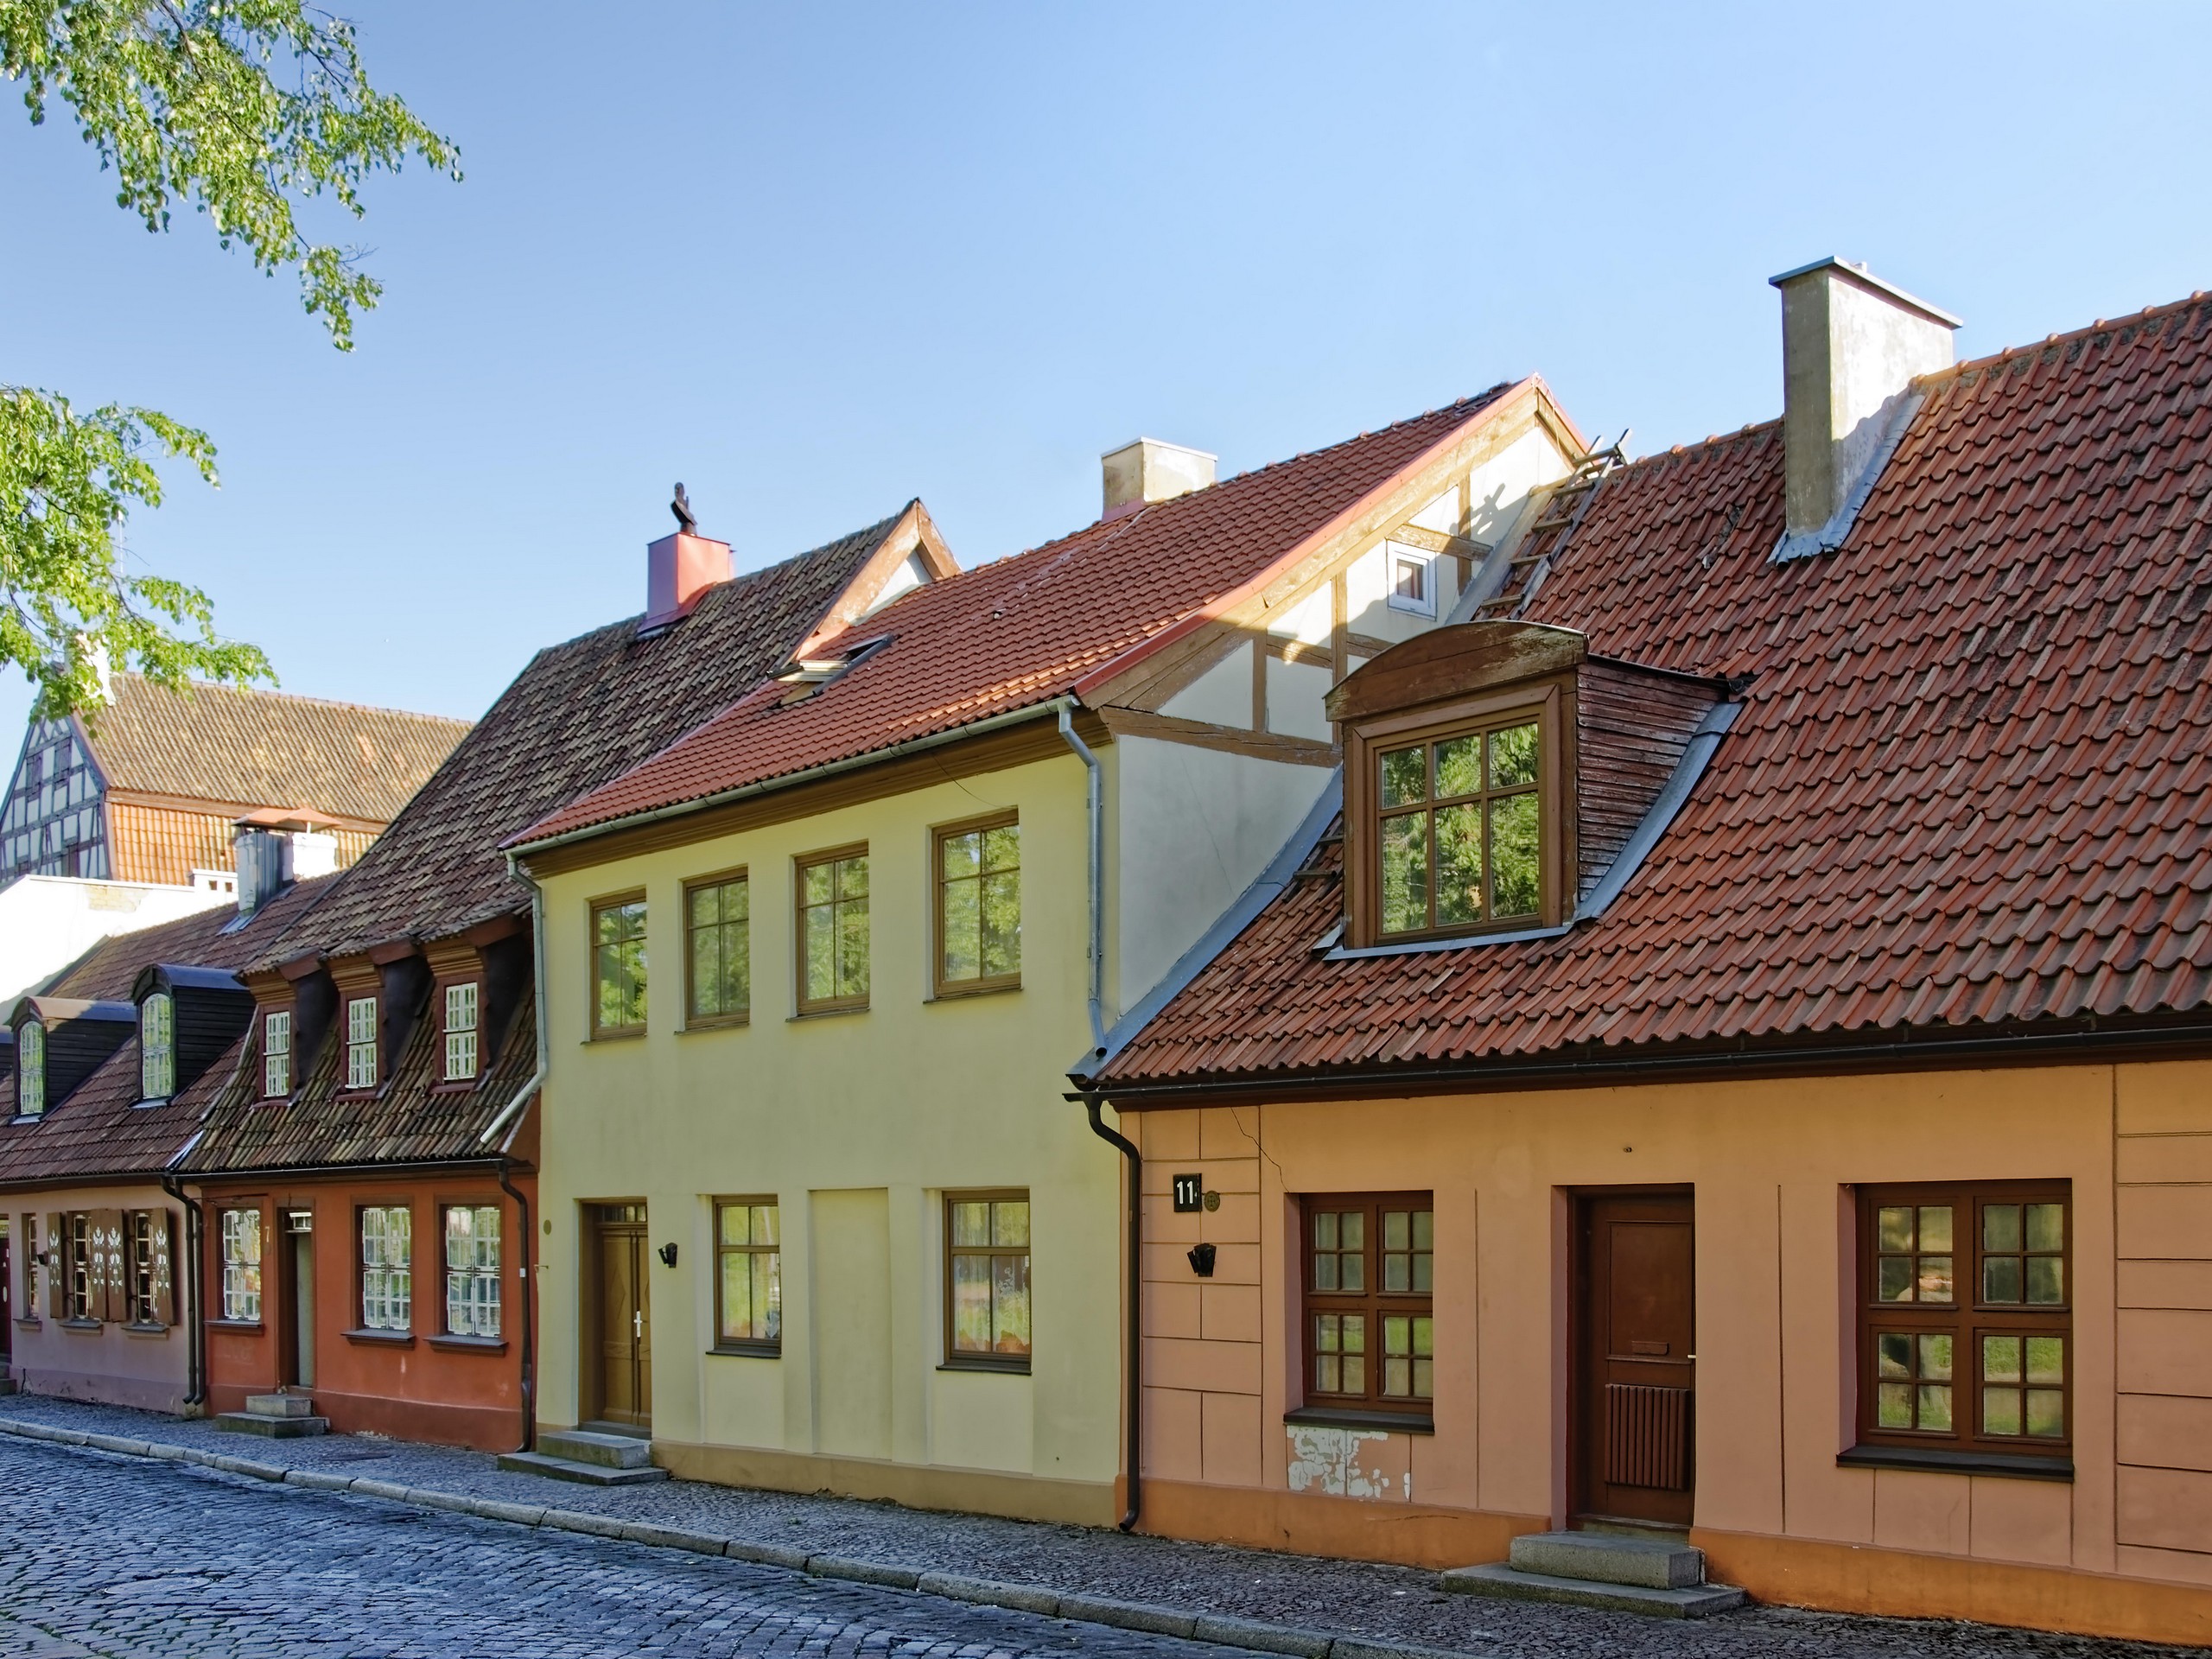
[482,855,550,1453]
[158,1170,204,1408]
[1085,1097,1141,1530]
[1055,702,1108,1058]
[497,1158,536,1453]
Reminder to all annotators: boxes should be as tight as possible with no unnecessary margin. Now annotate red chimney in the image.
[641,483,732,630]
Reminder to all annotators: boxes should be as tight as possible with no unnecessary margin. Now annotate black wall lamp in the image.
[1186,1242,1217,1278]
[658,1242,678,1268]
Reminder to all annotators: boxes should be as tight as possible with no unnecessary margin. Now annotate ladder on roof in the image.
[1476,432,1630,619]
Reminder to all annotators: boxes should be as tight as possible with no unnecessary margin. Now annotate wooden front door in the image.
[594,1205,651,1427]
[1574,1191,1696,1528]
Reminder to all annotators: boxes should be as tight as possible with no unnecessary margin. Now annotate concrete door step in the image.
[1510,1529,1706,1588]
[1440,1561,1745,1618]
[535,1429,654,1470]
[245,1393,318,1418]
[494,1448,670,1486]
[214,1410,327,1439]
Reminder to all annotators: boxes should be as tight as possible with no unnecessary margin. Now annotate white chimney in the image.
[1102,437,1217,521]
[232,827,296,921]
[1770,257,1960,559]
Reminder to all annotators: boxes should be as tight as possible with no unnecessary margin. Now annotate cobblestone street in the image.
[0,1414,2197,1659]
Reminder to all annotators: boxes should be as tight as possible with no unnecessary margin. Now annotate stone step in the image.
[536,1428,653,1470]
[495,1448,670,1486]
[214,1409,327,1439]
[245,1393,317,1418]
[1441,1560,1745,1618]
[1509,1529,1704,1589]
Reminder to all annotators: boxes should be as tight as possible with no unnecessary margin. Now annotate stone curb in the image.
[0,1415,1497,1659]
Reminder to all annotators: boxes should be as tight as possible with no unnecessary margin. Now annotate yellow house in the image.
[505,379,1588,1520]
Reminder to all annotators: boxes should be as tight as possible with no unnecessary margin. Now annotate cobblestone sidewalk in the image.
[0,1395,2189,1659]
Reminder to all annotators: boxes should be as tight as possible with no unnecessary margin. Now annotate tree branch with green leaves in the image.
[1,0,456,717]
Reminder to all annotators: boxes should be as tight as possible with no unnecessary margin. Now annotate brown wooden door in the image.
[594,1210,651,1427]
[1574,1191,1695,1528]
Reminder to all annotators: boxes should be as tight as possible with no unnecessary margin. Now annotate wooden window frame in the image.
[65,1211,93,1321]
[219,1206,263,1323]
[262,1007,292,1099]
[942,1189,1031,1374]
[683,868,752,1030]
[794,843,870,1015]
[712,1196,781,1356]
[1299,1191,1435,1422]
[343,994,379,1092]
[589,891,649,1039]
[931,813,1021,1000]
[139,991,175,1101]
[358,1203,414,1333]
[16,1021,43,1118]
[1852,1180,2072,1470]
[441,1201,501,1338]
[442,981,480,1083]
[1341,681,1573,948]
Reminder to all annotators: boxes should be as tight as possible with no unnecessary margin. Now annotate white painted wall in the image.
[1264,657,1336,742]
[1111,736,1332,1010]
[0,876,226,1003]
[1159,645,1253,729]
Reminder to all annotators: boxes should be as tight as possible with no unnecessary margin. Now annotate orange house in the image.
[1077,266,2212,1644]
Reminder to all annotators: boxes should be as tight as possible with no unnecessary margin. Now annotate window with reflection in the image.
[715,1199,780,1353]
[797,849,869,1014]
[592,897,648,1036]
[1376,716,1542,938]
[944,1192,1029,1370]
[935,817,1020,995]
[1857,1183,2069,1460]
[1302,1192,1434,1418]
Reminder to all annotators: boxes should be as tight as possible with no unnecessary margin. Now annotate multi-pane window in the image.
[345,996,378,1090]
[1303,1193,1434,1415]
[139,992,175,1100]
[798,849,869,1013]
[1377,719,1541,936]
[220,1208,263,1322]
[22,1213,38,1321]
[715,1199,780,1352]
[935,819,1020,995]
[128,1211,163,1325]
[592,898,648,1035]
[16,1022,44,1117]
[263,1009,292,1097]
[443,982,480,1081]
[360,1205,412,1331]
[945,1193,1030,1369]
[66,1211,93,1320]
[686,875,751,1026]
[1857,1184,2070,1459]
[443,1205,500,1338]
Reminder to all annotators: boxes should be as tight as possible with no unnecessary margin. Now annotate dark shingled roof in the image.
[1095,291,2212,1091]
[0,877,334,1186]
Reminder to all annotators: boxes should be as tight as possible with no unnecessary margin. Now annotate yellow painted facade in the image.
[532,744,1129,1521]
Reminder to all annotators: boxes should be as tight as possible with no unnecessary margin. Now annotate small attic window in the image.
[772,636,890,704]
[140,992,175,1102]
[1388,548,1436,617]
[16,1022,44,1119]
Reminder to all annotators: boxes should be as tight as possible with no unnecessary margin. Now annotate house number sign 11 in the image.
[1172,1173,1220,1214]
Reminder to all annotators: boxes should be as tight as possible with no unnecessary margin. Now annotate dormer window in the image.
[345,996,378,1090]
[140,992,175,1101]
[16,1023,43,1118]
[443,982,480,1082]
[1375,716,1543,936]
[263,1010,292,1097]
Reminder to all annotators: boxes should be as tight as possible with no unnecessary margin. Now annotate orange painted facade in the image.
[195,1166,535,1452]
[1118,1058,2212,1645]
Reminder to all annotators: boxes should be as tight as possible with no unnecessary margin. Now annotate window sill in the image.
[926,980,1022,1003]
[682,1015,751,1034]
[56,1319,102,1333]
[585,1029,646,1045]
[1837,1444,2072,1482]
[342,1327,416,1348]
[427,1333,506,1354]
[122,1322,170,1338]
[10,1115,43,1127]
[938,1357,1032,1376]
[1284,1405,1435,1436]
[789,1004,869,1022]
[709,1342,781,1359]
[429,1079,480,1096]
[205,1319,264,1333]
[333,1088,382,1103]
[12,1318,39,1332]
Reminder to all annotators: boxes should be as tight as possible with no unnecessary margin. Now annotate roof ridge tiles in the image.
[107,671,472,729]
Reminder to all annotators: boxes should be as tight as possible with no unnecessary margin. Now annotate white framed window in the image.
[140,992,175,1100]
[1387,546,1436,617]
[443,1204,500,1338]
[263,1010,291,1097]
[16,1023,44,1117]
[360,1205,411,1331]
[443,983,480,1082]
[345,996,378,1090]
[220,1208,262,1322]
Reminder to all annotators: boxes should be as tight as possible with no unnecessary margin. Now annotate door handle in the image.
[633,1310,643,1338]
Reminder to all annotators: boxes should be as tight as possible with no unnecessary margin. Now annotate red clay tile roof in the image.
[512,387,1527,846]
[248,513,906,967]
[0,876,334,1185]
[86,673,470,822]
[1094,293,2212,1090]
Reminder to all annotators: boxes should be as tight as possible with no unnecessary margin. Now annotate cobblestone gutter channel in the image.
[0,1398,2192,1659]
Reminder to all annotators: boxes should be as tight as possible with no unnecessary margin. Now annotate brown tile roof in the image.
[250,513,906,967]
[86,673,470,823]
[0,876,334,1186]
[1093,292,2212,1091]
[512,386,1531,847]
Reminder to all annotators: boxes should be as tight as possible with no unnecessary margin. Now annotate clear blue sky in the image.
[6,2,2211,744]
